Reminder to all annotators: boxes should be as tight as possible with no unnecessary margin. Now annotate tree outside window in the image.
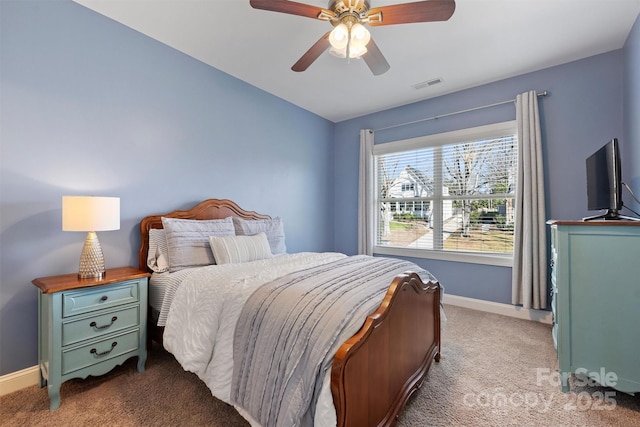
[374,123,517,259]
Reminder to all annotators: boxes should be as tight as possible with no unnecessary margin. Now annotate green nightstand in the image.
[32,266,150,410]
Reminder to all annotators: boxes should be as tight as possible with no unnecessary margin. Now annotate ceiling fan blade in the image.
[367,0,455,26]
[292,32,331,72]
[363,38,390,76]
[250,0,334,20]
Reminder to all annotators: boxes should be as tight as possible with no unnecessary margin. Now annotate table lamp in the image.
[62,196,120,279]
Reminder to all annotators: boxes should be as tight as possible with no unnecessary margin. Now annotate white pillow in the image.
[161,217,236,272]
[232,217,286,255]
[208,233,272,265]
[147,228,169,273]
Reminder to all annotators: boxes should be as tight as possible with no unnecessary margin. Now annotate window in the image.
[373,121,517,266]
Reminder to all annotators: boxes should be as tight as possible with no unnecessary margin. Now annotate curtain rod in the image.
[374,90,548,132]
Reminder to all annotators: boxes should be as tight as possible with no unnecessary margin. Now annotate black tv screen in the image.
[585,138,621,219]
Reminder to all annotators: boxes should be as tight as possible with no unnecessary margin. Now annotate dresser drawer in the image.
[63,281,139,317]
[62,306,140,346]
[62,329,140,375]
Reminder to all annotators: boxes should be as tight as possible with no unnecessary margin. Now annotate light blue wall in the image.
[0,0,335,375]
[334,50,626,304]
[624,14,640,212]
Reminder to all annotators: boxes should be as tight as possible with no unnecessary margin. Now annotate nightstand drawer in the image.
[62,329,140,375]
[63,281,139,317]
[62,306,140,346]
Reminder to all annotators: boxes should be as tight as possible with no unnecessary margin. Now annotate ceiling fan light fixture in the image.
[350,23,370,46]
[328,20,370,59]
[329,45,367,59]
[329,46,347,58]
[348,23,370,58]
[350,44,368,58]
[329,23,349,49]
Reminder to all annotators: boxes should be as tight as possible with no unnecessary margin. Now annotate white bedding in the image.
[162,252,347,427]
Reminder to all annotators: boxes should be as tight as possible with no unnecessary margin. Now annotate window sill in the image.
[373,246,513,267]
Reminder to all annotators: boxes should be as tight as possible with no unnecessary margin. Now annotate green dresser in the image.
[549,221,640,393]
[33,267,150,410]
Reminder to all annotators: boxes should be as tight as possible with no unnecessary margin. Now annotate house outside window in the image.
[373,121,517,266]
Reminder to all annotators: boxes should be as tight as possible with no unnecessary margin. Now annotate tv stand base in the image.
[582,213,640,222]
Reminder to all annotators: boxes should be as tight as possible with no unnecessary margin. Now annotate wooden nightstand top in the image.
[32,266,150,294]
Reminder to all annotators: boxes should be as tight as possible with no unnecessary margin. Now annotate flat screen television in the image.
[584,138,622,221]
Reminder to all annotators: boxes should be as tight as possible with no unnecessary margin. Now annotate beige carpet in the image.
[2,304,639,426]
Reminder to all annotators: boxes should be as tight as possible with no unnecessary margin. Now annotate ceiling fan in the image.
[249,0,456,76]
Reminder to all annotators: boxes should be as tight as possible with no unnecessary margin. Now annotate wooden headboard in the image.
[138,198,271,272]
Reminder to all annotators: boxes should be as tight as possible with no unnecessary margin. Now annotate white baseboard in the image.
[0,366,39,396]
[0,296,550,396]
[444,294,552,324]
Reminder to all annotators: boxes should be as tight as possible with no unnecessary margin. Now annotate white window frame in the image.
[372,121,517,267]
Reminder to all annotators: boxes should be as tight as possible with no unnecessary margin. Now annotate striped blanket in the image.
[230,255,431,427]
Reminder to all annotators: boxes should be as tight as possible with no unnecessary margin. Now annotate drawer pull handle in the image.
[90,342,117,357]
[90,316,117,330]
[100,295,108,302]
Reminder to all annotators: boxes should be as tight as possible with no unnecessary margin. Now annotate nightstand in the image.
[32,266,150,410]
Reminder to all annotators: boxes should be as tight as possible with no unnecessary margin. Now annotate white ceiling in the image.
[73,0,640,123]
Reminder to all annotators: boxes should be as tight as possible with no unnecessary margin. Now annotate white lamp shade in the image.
[62,196,120,232]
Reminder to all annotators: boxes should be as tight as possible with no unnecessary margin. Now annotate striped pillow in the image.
[147,228,169,273]
[208,233,272,265]
[162,217,236,272]
[232,217,286,255]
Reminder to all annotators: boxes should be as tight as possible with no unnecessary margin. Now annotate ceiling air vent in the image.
[412,78,443,90]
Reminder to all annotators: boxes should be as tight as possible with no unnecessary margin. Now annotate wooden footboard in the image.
[331,272,441,427]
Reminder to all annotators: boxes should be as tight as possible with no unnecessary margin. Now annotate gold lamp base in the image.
[78,231,106,279]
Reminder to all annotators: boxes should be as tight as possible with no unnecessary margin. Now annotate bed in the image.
[138,199,441,427]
